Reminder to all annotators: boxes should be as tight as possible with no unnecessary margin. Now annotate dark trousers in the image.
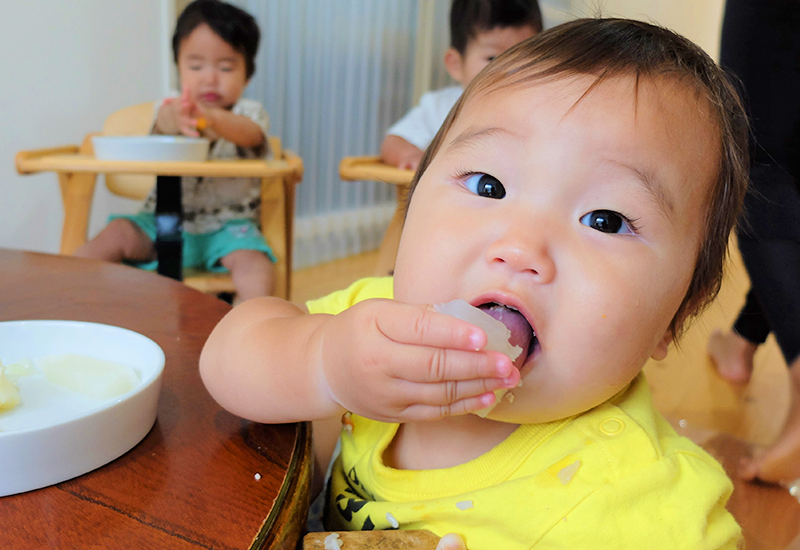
[721,0,800,365]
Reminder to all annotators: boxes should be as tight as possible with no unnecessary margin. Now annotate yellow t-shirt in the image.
[308,278,742,549]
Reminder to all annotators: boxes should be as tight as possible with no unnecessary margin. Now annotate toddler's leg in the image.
[220,249,275,303]
[73,219,155,263]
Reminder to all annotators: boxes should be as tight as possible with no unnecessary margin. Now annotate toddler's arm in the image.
[380,135,424,171]
[194,105,265,149]
[199,296,519,425]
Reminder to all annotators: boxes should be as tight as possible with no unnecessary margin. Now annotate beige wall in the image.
[0,1,168,254]
[571,0,725,60]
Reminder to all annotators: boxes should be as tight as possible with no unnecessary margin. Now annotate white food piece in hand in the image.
[38,354,140,400]
[434,299,521,359]
[0,364,21,411]
[434,299,521,417]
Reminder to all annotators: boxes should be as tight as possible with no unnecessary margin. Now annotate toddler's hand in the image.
[175,87,202,137]
[395,148,423,171]
[316,299,519,422]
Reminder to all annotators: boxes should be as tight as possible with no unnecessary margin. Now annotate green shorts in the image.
[110,212,276,273]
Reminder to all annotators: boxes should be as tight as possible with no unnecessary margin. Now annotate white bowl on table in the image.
[92,135,210,162]
[0,320,165,497]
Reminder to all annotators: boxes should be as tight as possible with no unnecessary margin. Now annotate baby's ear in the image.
[650,331,673,361]
[444,48,465,84]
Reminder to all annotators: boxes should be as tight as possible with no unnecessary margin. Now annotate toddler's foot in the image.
[707,329,757,384]
[739,367,800,484]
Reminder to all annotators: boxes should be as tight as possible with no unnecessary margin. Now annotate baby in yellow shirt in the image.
[201,18,749,549]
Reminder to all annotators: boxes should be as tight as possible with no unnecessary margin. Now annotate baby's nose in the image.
[485,224,555,283]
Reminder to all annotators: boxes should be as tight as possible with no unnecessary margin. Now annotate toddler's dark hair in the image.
[411,18,750,339]
[450,0,543,54]
[173,0,260,80]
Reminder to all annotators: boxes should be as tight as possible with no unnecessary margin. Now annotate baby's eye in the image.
[486,56,496,62]
[580,210,637,234]
[463,173,506,199]
[189,65,202,71]
[220,66,234,73]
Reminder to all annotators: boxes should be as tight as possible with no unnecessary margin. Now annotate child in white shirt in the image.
[381,0,542,170]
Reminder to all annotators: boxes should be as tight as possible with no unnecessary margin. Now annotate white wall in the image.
[571,0,725,60]
[0,1,168,254]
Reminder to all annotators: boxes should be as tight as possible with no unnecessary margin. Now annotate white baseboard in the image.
[292,203,397,269]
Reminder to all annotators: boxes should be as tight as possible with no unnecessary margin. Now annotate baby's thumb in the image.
[436,533,467,550]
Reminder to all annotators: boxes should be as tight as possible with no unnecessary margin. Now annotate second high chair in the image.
[16,102,303,300]
[338,156,414,276]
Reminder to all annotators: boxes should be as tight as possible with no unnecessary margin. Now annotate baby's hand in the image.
[316,299,519,422]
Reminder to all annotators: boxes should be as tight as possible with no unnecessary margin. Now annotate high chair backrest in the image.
[102,102,157,199]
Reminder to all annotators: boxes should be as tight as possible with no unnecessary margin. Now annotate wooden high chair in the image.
[338,156,414,276]
[15,102,303,300]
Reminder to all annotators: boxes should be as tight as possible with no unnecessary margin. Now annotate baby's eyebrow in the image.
[611,160,675,219]
[445,126,517,154]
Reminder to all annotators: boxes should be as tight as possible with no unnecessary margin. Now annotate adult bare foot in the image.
[707,329,757,384]
[739,365,800,483]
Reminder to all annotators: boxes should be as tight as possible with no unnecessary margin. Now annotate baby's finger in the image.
[386,346,516,383]
[436,534,467,550]
[400,376,515,407]
[377,306,487,351]
[402,391,497,420]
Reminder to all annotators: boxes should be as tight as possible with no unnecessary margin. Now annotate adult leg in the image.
[718,0,800,483]
[73,218,155,263]
[737,238,800,483]
[707,289,766,383]
[220,249,275,303]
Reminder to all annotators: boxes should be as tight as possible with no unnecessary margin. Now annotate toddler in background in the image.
[76,0,276,302]
[201,19,748,549]
[381,0,541,170]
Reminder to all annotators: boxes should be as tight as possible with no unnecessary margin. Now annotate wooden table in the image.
[0,249,311,549]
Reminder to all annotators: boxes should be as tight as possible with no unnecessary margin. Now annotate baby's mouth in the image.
[478,303,536,369]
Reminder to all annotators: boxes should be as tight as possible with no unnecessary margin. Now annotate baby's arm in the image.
[380,135,424,171]
[199,296,519,425]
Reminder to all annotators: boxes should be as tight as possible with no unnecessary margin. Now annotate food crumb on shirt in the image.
[254,473,261,481]
[504,392,515,403]
[386,512,400,528]
[341,412,354,434]
[324,532,343,549]
[456,500,474,510]
[557,460,581,485]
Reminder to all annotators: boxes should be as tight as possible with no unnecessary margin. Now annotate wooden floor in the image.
[290,243,800,549]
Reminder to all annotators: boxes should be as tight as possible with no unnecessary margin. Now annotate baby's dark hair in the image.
[173,0,260,80]
[411,18,750,339]
[450,0,543,54]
